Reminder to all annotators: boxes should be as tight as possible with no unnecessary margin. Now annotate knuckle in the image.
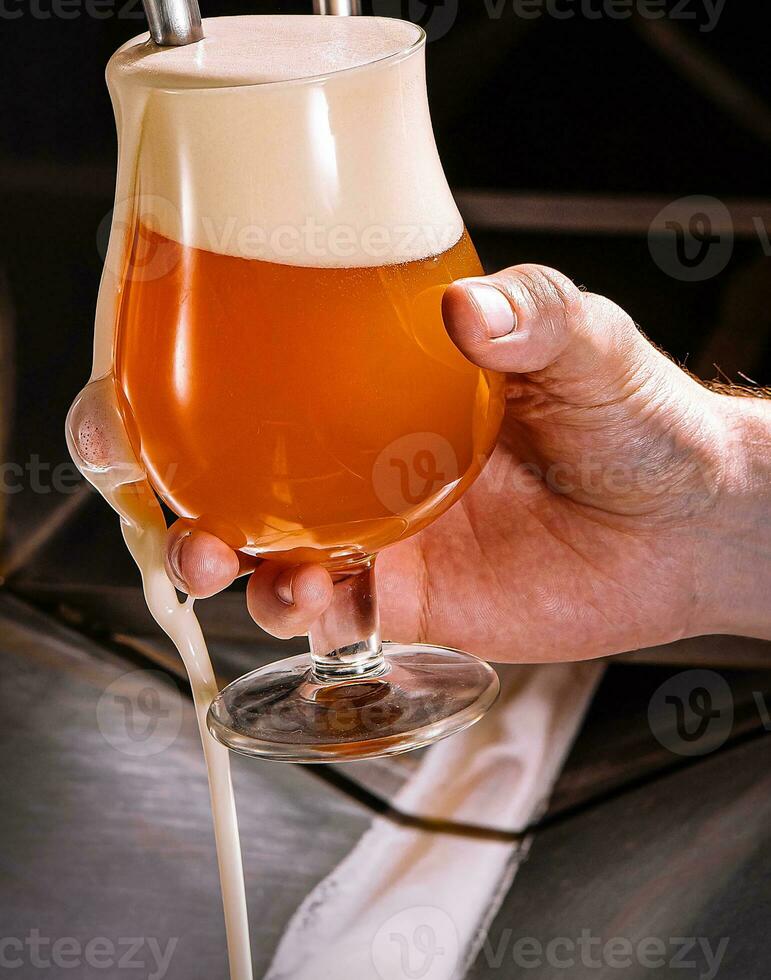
[495,264,583,335]
[246,584,302,640]
[584,292,636,334]
[583,292,641,356]
[519,265,583,320]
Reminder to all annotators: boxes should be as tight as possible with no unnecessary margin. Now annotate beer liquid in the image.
[115,224,503,564]
[68,17,503,980]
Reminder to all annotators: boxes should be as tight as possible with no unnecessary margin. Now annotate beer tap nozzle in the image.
[312,0,362,14]
[142,0,204,46]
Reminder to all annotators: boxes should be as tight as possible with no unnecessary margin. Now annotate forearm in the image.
[697,392,771,639]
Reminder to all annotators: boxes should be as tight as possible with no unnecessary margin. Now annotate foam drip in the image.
[66,378,253,980]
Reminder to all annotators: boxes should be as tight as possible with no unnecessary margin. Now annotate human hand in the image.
[164,265,771,661]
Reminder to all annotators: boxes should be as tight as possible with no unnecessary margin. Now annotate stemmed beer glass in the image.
[78,15,504,761]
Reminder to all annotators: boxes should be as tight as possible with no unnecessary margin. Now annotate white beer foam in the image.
[111,14,423,86]
[107,16,463,267]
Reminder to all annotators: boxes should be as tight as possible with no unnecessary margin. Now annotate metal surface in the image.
[0,594,371,979]
[142,0,203,47]
[3,592,769,979]
[312,0,362,15]
[469,733,771,979]
[546,663,771,818]
[455,190,771,236]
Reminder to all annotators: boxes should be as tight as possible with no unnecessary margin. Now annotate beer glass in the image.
[72,16,505,761]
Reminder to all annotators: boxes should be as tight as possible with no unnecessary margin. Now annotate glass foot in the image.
[206,643,499,763]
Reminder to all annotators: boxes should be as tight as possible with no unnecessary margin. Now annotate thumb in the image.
[442,263,647,380]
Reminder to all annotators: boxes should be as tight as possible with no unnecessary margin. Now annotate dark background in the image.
[1,8,771,976]
[1,0,770,596]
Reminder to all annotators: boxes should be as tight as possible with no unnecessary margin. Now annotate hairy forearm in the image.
[697,391,771,640]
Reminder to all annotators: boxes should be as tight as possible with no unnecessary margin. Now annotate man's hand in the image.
[163,264,771,661]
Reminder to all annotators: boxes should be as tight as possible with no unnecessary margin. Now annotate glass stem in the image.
[308,555,385,681]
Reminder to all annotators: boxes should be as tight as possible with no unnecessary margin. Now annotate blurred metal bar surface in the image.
[0,156,771,239]
[469,731,771,979]
[456,190,771,237]
[312,0,362,14]
[633,13,771,146]
[2,155,770,238]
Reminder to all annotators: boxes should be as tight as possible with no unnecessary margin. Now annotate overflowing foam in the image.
[106,16,462,269]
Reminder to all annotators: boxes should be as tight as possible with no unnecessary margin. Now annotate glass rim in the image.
[123,18,427,95]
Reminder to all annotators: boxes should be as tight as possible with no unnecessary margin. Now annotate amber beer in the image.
[115,223,503,564]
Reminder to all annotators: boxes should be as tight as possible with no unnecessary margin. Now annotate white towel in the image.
[265,661,604,980]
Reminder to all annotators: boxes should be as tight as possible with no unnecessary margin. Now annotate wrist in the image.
[694,392,771,639]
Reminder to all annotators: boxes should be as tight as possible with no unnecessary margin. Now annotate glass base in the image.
[206,643,499,763]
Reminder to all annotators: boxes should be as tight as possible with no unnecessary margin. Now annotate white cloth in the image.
[266,661,604,980]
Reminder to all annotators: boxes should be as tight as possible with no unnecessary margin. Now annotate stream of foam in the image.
[67,376,253,980]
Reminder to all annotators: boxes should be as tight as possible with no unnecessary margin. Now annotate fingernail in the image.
[275,568,296,606]
[464,282,516,338]
[168,531,191,589]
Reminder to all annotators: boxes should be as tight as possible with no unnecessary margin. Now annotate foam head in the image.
[106,15,462,268]
[111,15,423,87]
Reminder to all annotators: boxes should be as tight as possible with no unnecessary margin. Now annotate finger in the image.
[165,520,255,598]
[442,264,640,377]
[246,562,334,640]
